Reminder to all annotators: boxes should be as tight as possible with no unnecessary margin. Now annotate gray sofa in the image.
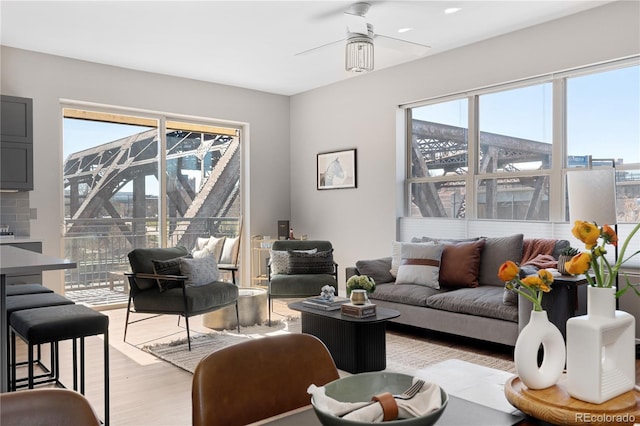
[346,234,575,346]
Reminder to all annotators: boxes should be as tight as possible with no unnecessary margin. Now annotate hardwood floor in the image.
[10,302,640,426]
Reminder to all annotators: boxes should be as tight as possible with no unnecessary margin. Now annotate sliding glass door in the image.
[62,108,241,307]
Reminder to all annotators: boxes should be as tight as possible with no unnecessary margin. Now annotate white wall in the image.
[290,1,640,291]
[0,47,290,292]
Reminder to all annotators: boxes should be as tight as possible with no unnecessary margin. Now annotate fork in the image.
[338,379,425,417]
[393,379,425,400]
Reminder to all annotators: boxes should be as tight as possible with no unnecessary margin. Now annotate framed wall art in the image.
[317,148,357,190]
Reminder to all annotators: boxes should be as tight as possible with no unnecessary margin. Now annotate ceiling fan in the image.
[296,2,430,73]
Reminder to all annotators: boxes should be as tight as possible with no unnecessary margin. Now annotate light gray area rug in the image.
[143,319,515,376]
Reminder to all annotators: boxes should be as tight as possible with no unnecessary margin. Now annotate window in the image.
[567,65,640,223]
[405,60,639,223]
[408,99,468,217]
[477,83,552,220]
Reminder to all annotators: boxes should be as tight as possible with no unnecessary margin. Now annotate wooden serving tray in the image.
[504,375,640,426]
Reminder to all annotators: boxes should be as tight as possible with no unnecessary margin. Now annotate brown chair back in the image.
[192,333,339,426]
[0,389,101,426]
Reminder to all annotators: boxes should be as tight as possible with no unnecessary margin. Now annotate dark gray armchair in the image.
[268,240,338,325]
[125,246,239,350]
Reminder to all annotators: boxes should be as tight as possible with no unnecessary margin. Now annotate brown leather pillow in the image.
[439,239,486,288]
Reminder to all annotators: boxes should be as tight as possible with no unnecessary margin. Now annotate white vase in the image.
[514,310,565,389]
[566,286,635,403]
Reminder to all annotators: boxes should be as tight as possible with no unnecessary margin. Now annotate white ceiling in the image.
[1,1,613,96]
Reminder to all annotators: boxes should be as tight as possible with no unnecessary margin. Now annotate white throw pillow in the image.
[179,256,220,287]
[219,237,239,265]
[390,241,435,278]
[192,236,226,260]
[395,243,445,289]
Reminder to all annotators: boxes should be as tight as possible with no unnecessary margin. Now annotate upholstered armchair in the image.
[125,246,239,350]
[267,240,338,325]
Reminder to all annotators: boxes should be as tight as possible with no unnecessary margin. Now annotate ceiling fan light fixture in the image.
[345,35,374,72]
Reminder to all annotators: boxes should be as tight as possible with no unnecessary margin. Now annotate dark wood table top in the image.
[288,301,400,323]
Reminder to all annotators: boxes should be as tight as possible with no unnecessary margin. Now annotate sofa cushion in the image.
[439,239,486,288]
[396,243,444,288]
[355,257,394,285]
[478,234,524,287]
[270,248,318,275]
[368,283,444,307]
[426,287,518,322]
[269,274,336,297]
[133,281,238,314]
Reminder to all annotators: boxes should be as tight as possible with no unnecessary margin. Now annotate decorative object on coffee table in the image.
[499,261,565,389]
[564,220,639,403]
[346,274,376,296]
[349,289,368,305]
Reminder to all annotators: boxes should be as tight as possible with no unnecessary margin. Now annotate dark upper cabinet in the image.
[1,95,34,190]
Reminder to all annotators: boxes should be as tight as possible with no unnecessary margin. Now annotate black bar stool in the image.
[6,292,75,388]
[6,283,54,296]
[9,304,110,425]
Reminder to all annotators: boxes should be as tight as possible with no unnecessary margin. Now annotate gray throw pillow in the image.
[478,234,524,287]
[179,256,220,287]
[355,257,394,284]
[287,249,334,274]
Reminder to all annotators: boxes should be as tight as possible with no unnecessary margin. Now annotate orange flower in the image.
[538,269,554,285]
[565,252,592,275]
[521,275,543,288]
[572,220,600,249]
[601,224,618,247]
[498,261,519,282]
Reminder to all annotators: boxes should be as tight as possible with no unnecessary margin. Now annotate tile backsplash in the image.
[0,191,31,237]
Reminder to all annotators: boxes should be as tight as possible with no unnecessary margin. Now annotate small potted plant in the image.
[557,246,580,276]
[346,275,376,305]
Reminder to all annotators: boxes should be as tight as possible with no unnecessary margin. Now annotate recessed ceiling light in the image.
[398,27,413,34]
[444,7,461,14]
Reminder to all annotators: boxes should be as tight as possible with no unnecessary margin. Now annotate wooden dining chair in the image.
[0,388,101,426]
[192,333,339,426]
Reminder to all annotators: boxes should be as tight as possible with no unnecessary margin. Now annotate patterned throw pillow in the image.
[396,243,445,289]
[287,249,334,275]
[269,250,290,275]
[269,248,318,275]
[179,256,220,287]
[152,256,189,292]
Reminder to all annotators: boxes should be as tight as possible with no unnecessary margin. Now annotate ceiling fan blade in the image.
[294,39,344,57]
[375,34,431,56]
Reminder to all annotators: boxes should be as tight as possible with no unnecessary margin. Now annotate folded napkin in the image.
[308,378,442,422]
